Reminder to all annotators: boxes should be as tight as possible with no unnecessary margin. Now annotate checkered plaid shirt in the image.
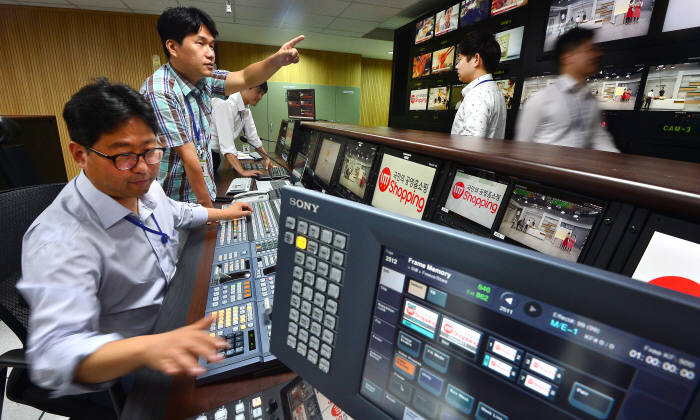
[141,63,229,203]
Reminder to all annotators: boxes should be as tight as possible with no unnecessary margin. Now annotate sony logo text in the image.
[289,197,320,213]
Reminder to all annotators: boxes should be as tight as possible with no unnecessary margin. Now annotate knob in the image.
[267,398,278,413]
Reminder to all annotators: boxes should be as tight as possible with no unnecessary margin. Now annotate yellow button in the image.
[225,319,231,328]
[210,332,215,337]
[241,324,246,330]
[240,315,246,323]
[296,235,307,250]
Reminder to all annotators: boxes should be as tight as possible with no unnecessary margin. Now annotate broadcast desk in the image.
[121,164,296,420]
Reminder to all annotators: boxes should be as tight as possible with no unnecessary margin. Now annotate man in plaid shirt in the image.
[142,7,303,206]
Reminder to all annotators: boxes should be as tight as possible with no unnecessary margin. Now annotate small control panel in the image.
[197,197,284,385]
[188,376,354,420]
[227,177,253,195]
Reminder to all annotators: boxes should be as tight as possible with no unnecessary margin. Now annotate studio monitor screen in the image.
[642,63,700,112]
[443,169,509,230]
[338,140,378,202]
[663,0,700,33]
[313,137,343,185]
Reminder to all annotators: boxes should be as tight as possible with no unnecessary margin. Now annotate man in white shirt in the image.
[211,82,272,177]
[515,28,619,152]
[451,29,506,139]
[643,89,654,110]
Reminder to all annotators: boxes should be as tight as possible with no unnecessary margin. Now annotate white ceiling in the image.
[0,0,436,59]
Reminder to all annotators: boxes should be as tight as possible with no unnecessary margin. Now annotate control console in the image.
[197,196,284,384]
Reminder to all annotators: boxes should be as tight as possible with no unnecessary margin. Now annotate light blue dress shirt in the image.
[17,171,208,396]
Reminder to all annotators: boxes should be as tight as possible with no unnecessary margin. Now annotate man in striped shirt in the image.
[142,7,303,206]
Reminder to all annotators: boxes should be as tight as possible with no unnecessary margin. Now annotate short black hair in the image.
[157,7,218,58]
[255,82,268,94]
[554,27,595,65]
[457,29,501,74]
[63,78,159,148]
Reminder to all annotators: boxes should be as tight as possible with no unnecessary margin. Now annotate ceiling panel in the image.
[326,17,377,33]
[354,0,420,8]
[69,0,128,7]
[340,2,401,22]
[322,28,366,38]
[234,0,290,8]
[287,0,349,17]
[235,5,285,24]
[282,12,333,28]
[122,0,177,13]
[183,0,232,18]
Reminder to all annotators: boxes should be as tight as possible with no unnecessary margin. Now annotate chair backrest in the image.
[0,183,65,343]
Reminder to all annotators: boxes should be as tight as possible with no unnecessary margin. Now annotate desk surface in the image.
[121,161,295,420]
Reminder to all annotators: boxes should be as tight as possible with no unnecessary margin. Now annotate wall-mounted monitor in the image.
[427,87,450,111]
[663,0,700,33]
[415,15,435,44]
[442,167,510,230]
[520,75,558,108]
[460,0,490,26]
[313,136,344,186]
[544,0,656,52]
[337,139,378,202]
[409,88,429,111]
[587,65,646,111]
[495,26,524,62]
[449,84,466,109]
[412,53,432,78]
[287,89,315,120]
[642,63,700,112]
[495,184,605,263]
[431,46,456,74]
[371,149,440,220]
[496,79,516,109]
[435,4,460,36]
[491,0,527,16]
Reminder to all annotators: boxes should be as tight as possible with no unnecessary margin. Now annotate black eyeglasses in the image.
[87,146,165,170]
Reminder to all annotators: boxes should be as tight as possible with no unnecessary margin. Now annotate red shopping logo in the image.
[452,182,465,199]
[378,167,391,192]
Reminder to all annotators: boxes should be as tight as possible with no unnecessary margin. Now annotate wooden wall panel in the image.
[0,5,389,179]
[360,58,393,127]
[216,42,363,88]
[0,6,163,179]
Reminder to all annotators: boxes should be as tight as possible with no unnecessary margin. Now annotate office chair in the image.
[0,183,124,420]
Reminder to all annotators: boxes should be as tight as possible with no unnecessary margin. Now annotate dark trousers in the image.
[212,152,221,181]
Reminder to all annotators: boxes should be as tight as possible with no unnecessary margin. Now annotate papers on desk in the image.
[236,152,255,160]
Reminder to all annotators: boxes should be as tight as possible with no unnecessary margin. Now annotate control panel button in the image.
[322,328,334,345]
[329,267,342,284]
[331,251,345,266]
[309,336,320,351]
[293,266,303,280]
[308,224,320,239]
[304,271,315,286]
[285,216,296,229]
[320,343,333,359]
[295,236,307,250]
[320,229,333,244]
[319,358,330,374]
[332,234,346,250]
[315,277,327,293]
[284,231,294,245]
[327,283,340,299]
[306,240,318,255]
[297,220,308,235]
[318,246,331,261]
[294,251,305,265]
[325,299,338,315]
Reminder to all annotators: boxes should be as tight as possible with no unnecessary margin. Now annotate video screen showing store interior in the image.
[2,1,699,420]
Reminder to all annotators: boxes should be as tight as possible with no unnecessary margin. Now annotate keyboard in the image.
[242,162,265,171]
[257,166,289,181]
[226,177,253,195]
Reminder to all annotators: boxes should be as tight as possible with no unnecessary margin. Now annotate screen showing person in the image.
[642,63,700,112]
[495,27,524,62]
[313,137,342,185]
[416,16,435,44]
[291,153,308,183]
[444,170,509,229]
[413,53,432,78]
[460,0,490,26]
[427,87,450,111]
[491,0,527,16]
[663,0,700,32]
[496,185,604,263]
[632,232,700,298]
[409,89,429,111]
[496,79,516,109]
[435,4,459,36]
[432,46,456,73]
[587,66,645,110]
[339,140,378,200]
[520,75,558,108]
[449,84,466,109]
[543,0,656,52]
[371,151,438,220]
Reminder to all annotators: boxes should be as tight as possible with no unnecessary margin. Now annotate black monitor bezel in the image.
[367,146,445,222]
[274,120,289,157]
[311,133,346,190]
[335,138,381,204]
[434,163,514,235]
[491,180,609,264]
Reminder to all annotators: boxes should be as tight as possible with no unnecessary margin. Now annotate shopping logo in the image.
[378,167,392,192]
[411,94,416,104]
[452,181,465,199]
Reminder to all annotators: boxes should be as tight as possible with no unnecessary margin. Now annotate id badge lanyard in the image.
[185,97,213,185]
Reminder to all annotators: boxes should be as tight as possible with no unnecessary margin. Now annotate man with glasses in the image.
[17,79,250,398]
